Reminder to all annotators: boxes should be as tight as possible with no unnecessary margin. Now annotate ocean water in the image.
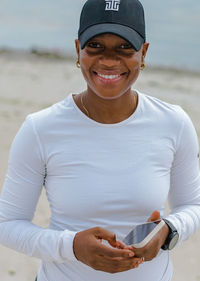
[0,0,200,71]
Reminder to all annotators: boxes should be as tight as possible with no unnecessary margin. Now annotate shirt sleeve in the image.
[165,108,200,244]
[0,116,77,263]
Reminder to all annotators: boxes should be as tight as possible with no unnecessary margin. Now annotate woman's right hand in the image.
[73,227,143,273]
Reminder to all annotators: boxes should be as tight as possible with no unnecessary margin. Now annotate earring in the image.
[76,60,80,68]
[140,62,146,70]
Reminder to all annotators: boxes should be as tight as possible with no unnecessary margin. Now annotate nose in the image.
[98,53,121,67]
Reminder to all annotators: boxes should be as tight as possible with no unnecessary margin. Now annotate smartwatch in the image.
[161,219,179,250]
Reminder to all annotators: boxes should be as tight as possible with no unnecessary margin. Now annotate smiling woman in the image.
[73,0,148,122]
[75,33,149,123]
[76,34,148,96]
[73,33,148,123]
[0,1,200,281]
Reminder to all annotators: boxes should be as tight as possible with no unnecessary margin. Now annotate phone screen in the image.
[123,220,161,245]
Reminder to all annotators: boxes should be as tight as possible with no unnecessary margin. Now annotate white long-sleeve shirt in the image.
[0,92,200,281]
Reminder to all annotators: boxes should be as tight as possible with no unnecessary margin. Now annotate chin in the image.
[93,88,129,100]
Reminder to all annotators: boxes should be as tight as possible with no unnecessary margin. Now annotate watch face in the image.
[168,233,179,250]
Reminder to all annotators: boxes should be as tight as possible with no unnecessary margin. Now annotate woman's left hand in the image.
[120,211,169,262]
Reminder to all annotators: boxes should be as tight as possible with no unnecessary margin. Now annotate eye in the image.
[87,42,102,48]
[119,43,134,50]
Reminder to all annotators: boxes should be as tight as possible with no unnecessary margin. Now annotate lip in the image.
[93,70,126,76]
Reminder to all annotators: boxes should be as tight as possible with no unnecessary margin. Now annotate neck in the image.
[79,90,138,124]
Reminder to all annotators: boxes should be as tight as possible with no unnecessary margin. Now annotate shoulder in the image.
[26,94,74,132]
[138,92,197,147]
[140,92,189,125]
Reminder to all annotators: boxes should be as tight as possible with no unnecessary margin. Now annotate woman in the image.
[0,0,200,280]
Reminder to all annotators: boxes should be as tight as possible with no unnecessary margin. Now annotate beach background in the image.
[0,1,200,280]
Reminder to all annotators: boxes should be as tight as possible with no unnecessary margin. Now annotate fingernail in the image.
[129,252,134,257]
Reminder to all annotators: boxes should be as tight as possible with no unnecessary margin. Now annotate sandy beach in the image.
[0,53,200,281]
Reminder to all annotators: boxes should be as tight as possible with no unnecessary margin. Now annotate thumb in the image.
[93,227,117,247]
[147,210,160,222]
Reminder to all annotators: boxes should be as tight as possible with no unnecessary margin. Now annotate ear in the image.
[75,39,81,61]
[142,42,149,58]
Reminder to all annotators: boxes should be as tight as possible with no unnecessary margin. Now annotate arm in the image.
[165,110,200,243]
[0,116,77,263]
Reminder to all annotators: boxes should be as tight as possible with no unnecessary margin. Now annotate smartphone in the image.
[123,219,165,248]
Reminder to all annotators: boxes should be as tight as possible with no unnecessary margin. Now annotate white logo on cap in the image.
[105,0,120,11]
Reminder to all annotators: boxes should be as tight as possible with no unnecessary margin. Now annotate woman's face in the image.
[75,33,149,100]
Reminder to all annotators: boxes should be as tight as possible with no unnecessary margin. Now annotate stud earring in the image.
[76,60,80,68]
[140,62,146,70]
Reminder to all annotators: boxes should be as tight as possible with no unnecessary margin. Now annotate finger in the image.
[102,256,143,273]
[115,240,132,250]
[108,256,143,263]
[93,227,117,246]
[147,210,160,222]
[97,242,135,258]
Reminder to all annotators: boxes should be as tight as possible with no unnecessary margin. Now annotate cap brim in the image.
[79,23,144,51]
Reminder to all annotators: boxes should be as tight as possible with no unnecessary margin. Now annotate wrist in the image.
[161,219,179,250]
[73,232,81,261]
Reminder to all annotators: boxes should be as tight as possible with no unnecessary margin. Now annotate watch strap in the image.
[163,219,177,232]
[161,218,178,250]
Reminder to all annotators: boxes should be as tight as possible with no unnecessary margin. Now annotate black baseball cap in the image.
[78,0,146,51]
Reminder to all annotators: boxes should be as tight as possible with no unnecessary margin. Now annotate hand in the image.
[129,211,169,262]
[73,227,143,273]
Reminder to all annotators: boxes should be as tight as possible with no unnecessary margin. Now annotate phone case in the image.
[123,219,165,248]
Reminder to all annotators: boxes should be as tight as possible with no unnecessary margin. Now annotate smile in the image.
[97,73,121,79]
[93,71,127,83]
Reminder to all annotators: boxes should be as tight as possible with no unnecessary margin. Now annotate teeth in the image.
[97,73,121,79]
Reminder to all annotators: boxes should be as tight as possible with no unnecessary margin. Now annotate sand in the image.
[0,53,200,281]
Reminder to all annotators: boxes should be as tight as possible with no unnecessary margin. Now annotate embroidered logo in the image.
[105,0,120,11]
